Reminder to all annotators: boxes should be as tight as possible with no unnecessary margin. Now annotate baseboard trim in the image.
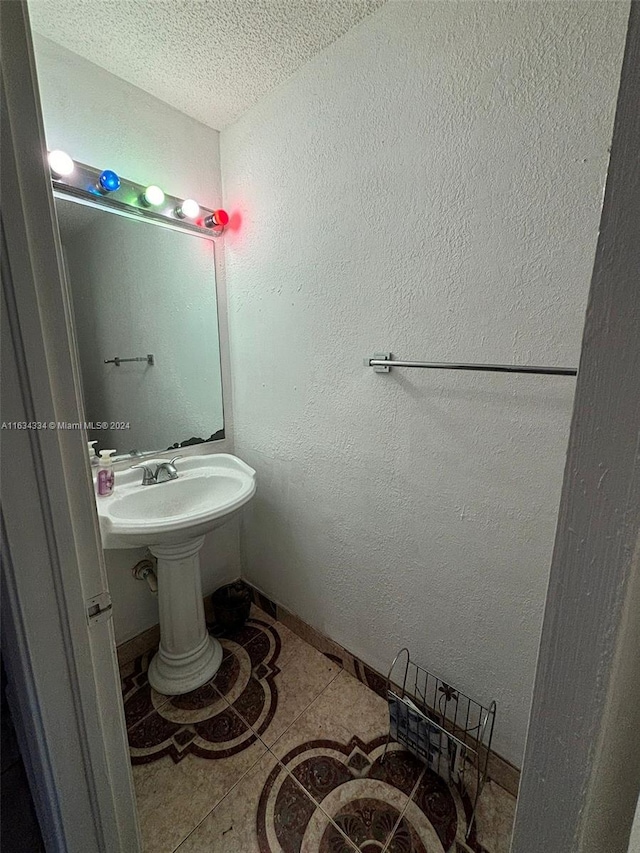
[115,578,520,797]
[116,623,160,668]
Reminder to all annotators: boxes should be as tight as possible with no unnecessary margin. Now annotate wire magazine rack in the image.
[383,648,497,838]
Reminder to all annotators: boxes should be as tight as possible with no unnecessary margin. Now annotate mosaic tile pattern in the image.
[123,604,516,852]
[124,629,281,764]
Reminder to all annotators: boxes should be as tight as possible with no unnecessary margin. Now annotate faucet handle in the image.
[131,463,156,485]
[154,456,181,483]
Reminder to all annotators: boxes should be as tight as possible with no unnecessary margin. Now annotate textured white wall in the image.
[221,1,628,766]
[33,35,240,644]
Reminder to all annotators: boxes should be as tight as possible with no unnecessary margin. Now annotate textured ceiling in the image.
[29,0,387,130]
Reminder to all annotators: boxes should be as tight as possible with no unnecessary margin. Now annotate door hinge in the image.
[86,591,113,625]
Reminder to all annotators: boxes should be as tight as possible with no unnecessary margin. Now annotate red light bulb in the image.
[205,208,229,229]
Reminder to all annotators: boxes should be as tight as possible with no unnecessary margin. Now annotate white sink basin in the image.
[96,452,256,549]
[93,452,256,696]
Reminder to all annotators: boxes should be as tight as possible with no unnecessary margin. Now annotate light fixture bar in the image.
[49,158,227,237]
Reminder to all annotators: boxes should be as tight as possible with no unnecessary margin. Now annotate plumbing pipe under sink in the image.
[132,558,158,594]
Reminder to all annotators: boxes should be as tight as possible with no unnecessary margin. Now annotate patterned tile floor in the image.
[121,605,517,853]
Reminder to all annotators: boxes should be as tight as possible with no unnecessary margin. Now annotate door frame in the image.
[511,5,640,852]
[1,3,140,851]
[1,1,638,851]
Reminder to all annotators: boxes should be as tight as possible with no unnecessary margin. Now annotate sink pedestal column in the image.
[147,536,222,695]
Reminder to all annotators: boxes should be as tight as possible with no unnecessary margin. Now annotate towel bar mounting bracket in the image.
[366,352,392,373]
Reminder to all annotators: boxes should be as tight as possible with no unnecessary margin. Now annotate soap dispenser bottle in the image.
[87,440,99,468]
[97,449,117,497]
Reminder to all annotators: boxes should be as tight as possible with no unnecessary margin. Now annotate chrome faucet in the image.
[155,457,181,483]
[132,456,182,486]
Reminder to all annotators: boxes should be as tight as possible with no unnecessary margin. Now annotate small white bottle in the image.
[97,449,117,497]
[87,440,99,468]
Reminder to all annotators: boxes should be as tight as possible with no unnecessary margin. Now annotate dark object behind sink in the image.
[211,582,251,631]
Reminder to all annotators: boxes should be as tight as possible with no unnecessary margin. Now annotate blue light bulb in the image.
[98,170,121,193]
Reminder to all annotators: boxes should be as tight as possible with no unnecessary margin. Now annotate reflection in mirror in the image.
[55,197,224,455]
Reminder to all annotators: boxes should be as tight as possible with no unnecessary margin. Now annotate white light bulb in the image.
[143,185,165,206]
[48,150,75,177]
[180,199,200,219]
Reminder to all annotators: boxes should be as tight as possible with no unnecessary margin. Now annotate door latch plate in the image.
[86,591,113,625]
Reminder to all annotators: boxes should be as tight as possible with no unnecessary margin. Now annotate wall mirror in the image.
[55,196,224,456]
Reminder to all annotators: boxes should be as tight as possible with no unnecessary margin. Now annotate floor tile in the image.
[396,765,469,852]
[271,668,390,753]
[124,640,271,852]
[121,647,170,731]
[132,724,266,853]
[269,669,488,853]
[127,644,264,765]
[120,606,279,734]
[217,619,341,748]
[379,761,514,852]
[270,670,428,851]
[124,613,339,852]
[382,795,451,852]
[175,751,358,853]
[123,613,517,853]
[471,780,516,853]
[250,601,278,623]
[123,614,326,764]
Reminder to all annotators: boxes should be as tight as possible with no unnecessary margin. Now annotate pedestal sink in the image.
[95,453,256,695]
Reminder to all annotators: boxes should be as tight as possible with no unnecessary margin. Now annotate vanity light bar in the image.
[48,152,228,236]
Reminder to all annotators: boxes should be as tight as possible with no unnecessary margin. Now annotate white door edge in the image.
[1,3,140,851]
